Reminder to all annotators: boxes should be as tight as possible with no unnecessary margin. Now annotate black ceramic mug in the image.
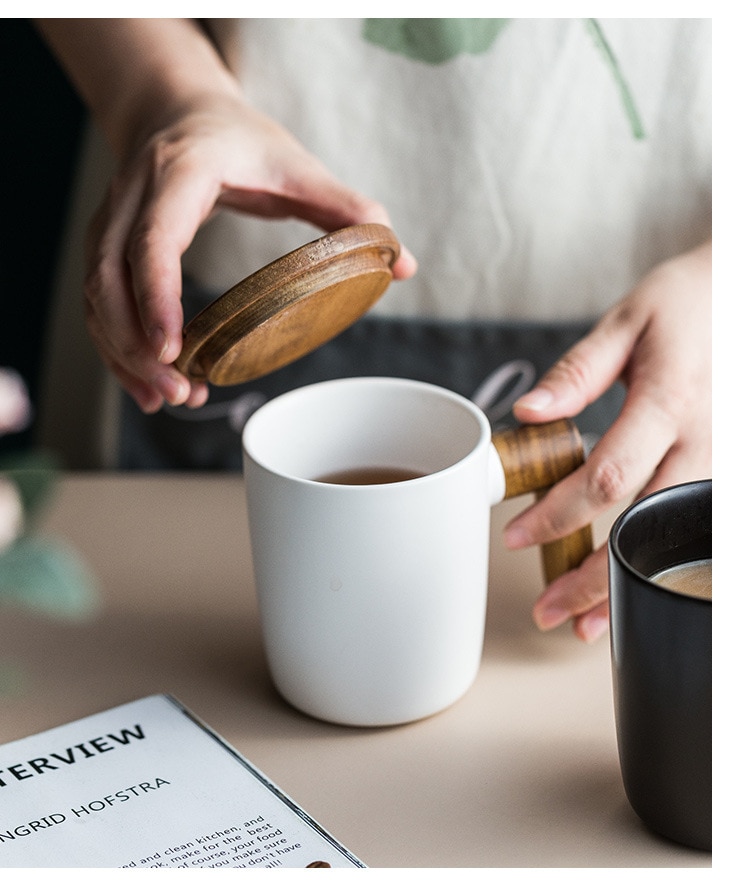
[608,479,711,852]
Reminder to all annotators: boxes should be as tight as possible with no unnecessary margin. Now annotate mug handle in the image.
[491,419,593,584]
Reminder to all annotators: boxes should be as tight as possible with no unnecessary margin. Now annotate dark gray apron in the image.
[117,279,624,470]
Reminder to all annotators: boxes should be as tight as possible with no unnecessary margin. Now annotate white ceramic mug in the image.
[242,376,592,727]
[242,377,504,726]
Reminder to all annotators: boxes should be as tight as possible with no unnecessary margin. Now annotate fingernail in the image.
[534,605,571,632]
[400,244,418,266]
[504,525,532,549]
[514,387,554,412]
[154,372,189,406]
[577,614,609,644]
[186,384,210,409]
[391,244,418,279]
[149,327,170,363]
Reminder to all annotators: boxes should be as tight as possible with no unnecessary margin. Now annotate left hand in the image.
[505,239,712,642]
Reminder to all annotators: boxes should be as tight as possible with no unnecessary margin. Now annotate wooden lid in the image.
[175,224,400,386]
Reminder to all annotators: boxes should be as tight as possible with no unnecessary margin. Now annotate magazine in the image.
[0,694,364,868]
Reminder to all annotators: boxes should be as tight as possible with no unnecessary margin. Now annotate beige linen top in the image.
[182,17,711,323]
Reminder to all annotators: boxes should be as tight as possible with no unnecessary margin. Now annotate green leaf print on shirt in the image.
[585,18,645,139]
[363,18,644,140]
[363,18,510,65]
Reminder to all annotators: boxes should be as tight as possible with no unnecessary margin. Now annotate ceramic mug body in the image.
[608,479,712,851]
[242,377,503,727]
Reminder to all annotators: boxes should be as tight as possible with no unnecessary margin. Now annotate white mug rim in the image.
[242,376,492,487]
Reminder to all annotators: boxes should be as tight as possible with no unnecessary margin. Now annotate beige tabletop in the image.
[0,473,710,869]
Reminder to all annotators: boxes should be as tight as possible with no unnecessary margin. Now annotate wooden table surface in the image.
[0,473,711,869]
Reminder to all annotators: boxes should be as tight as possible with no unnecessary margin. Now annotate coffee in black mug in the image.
[608,479,711,851]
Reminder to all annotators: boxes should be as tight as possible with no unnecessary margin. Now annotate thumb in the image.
[301,181,419,280]
[263,153,419,280]
[512,309,639,423]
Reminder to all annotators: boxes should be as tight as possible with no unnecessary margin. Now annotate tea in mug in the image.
[650,558,712,600]
[315,467,424,485]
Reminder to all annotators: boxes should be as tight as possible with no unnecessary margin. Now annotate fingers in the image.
[507,248,711,642]
[505,385,682,550]
[210,100,420,279]
[84,152,214,412]
[126,150,227,366]
[219,126,420,281]
[272,175,419,280]
[505,303,708,552]
[512,300,643,424]
[83,96,421,416]
[573,600,610,644]
[308,182,418,278]
[507,392,708,643]
[529,429,708,646]
[532,545,610,643]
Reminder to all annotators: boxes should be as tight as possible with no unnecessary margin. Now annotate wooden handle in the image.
[491,419,593,584]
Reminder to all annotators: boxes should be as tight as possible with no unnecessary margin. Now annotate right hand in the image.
[84,93,417,413]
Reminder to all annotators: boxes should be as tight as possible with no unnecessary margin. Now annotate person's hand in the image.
[36,18,417,414]
[505,239,712,642]
[84,93,418,414]
[0,369,31,552]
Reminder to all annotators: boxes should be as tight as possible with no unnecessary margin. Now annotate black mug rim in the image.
[609,478,712,606]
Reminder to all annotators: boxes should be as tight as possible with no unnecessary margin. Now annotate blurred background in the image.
[0,19,84,456]
[1,21,100,630]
